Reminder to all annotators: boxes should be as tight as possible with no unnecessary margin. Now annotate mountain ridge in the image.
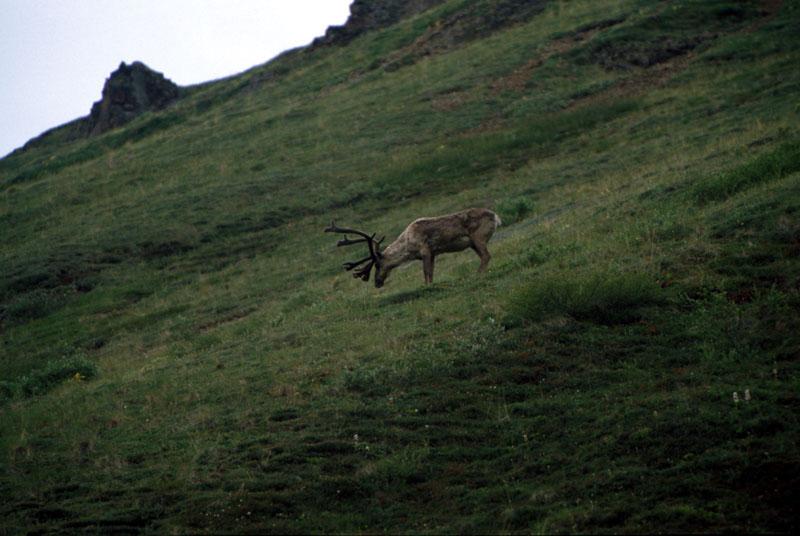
[9,0,556,157]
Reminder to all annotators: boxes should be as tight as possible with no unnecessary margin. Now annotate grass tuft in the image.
[496,197,535,225]
[693,140,800,204]
[512,270,663,324]
[13,353,99,399]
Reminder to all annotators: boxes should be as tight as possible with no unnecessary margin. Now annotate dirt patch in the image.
[198,311,251,331]
[382,0,551,75]
[430,90,471,112]
[489,17,626,97]
[567,0,789,108]
[435,0,787,129]
[569,49,699,110]
[588,34,716,71]
[744,0,789,31]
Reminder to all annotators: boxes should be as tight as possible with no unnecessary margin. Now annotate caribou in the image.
[325,208,501,287]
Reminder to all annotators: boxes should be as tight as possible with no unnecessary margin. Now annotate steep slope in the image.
[1,0,799,533]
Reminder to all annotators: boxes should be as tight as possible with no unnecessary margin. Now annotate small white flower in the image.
[733,392,739,404]
[745,389,751,402]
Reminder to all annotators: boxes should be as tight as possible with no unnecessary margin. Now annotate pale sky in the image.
[0,0,353,157]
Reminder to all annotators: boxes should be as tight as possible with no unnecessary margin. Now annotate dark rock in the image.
[314,0,550,65]
[15,61,180,153]
[79,61,180,137]
[313,0,448,47]
[590,34,716,70]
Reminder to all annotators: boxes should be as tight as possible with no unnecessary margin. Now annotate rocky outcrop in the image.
[314,0,551,74]
[397,0,550,57]
[315,0,551,56]
[313,0,447,47]
[79,61,180,137]
[16,61,180,153]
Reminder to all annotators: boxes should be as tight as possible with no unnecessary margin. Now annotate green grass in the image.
[692,139,800,204]
[2,0,800,533]
[511,269,663,324]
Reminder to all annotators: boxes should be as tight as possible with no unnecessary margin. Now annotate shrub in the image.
[519,244,552,267]
[3,293,51,325]
[0,381,18,403]
[18,354,99,397]
[497,197,534,225]
[511,270,662,324]
[693,140,800,204]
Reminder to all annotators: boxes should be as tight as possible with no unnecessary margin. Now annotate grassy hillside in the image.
[2,0,799,533]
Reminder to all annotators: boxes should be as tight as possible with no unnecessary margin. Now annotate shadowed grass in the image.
[511,270,663,324]
[692,139,800,204]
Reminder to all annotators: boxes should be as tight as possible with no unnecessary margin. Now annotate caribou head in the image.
[324,221,386,286]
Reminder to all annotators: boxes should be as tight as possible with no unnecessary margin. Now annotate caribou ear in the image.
[375,237,385,260]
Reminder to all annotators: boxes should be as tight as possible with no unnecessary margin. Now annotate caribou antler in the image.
[325,220,384,281]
